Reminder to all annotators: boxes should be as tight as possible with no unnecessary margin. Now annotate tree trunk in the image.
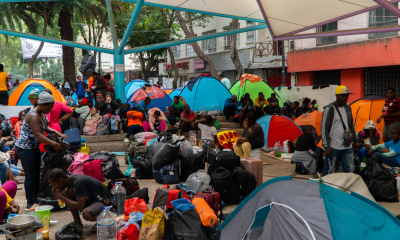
[138,52,148,81]
[0,38,2,64]
[167,47,179,88]
[230,19,245,81]
[175,11,219,79]
[59,9,76,88]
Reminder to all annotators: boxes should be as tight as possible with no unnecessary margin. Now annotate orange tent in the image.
[9,79,67,106]
[294,111,323,136]
[163,89,173,95]
[350,96,385,140]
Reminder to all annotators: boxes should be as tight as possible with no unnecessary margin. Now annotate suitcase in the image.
[64,128,81,152]
[193,191,220,216]
[240,158,263,188]
[207,151,240,176]
[179,152,204,182]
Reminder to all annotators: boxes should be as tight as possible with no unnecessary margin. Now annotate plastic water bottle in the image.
[396,176,400,191]
[97,207,117,240]
[111,182,126,216]
[274,141,282,152]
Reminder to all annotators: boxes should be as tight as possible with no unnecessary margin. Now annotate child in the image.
[370,128,400,167]
[291,125,317,174]
[357,120,380,161]
[196,115,218,160]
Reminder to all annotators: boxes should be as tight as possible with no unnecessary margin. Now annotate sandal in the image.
[90,223,97,233]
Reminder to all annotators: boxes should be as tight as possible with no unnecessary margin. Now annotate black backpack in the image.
[90,151,125,180]
[232,166,256,198]
[211,167,240,204]
[132,156,153,179]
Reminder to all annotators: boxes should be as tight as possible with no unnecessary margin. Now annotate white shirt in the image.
[64,82,71,89]
[198,123,217,141]
[221,78,231,89]
[330,106,351,150]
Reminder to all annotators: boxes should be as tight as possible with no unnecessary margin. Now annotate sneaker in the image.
[24,203,33,212]
[124,138,130,143]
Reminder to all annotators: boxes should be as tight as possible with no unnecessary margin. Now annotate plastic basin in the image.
[35,205,53,224]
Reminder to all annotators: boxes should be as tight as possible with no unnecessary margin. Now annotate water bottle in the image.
[274,141,282,152]
[97,207,117,240]
[111,182,126,216]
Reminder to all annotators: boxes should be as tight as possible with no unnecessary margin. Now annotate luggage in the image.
[78,143,90,155]
[240,158,263,188]
[107,177,140,196]
[186,170,212,194]
[64,128,81,152]
[83,118,100,135]
[193,191,220,216]
[109,118,120,134]
[91,151,125,179]
[152,185,189,212]
[83,159,105,182]
[97,123,110,135]
[132,157,153,179]
[125,142,148,165]
[192,198,218,227]
[179,152,204,181]
[169,208,207,240]
[127,187,149,204]
[70,153,91,175]
[153,159,180,185]
[207,151,240,176]
[148,142,180,169]
[134,132,158,143]
[211,167,240,205]
[232,166,256,199]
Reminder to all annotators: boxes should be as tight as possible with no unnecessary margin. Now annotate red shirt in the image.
[181,110,195,119]
[383,97,400,125]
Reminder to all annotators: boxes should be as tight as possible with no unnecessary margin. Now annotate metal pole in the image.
[114,51,125,102]
[118,0,145,54]
[281,40,286,86]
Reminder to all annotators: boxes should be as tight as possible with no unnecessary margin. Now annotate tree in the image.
[175,11,218,79]
[229,19,244,80]
[58,9,75,87]
[42,58,64,83]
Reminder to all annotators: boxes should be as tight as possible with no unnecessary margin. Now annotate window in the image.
[179,75,188,87]
[316,22,337,46]
[172,45,180,59]
[202,30,217,54]
[222,25,240,51]
[186,43,196,57]
[369,4,398,39]
[313,70,341,85]
[365,66,400,97]
[246,21,255,42]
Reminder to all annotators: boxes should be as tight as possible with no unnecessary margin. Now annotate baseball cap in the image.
[335,85,353,95]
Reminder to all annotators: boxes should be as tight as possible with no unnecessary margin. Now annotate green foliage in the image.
[0,35,22,69]
[42,58,64,83]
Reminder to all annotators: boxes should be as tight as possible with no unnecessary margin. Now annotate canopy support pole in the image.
[374,0,400,18]
[114,52,125,102]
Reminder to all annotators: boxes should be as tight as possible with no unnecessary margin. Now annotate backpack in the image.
[83,118,100,136]
[70,153,91,175]
[96,123,110,135]
[152,185,189,212]
[211,167,240,205]
[132,156,153,179]
[83,159,105,182]
[125,142,148,165]
[90,151,125,179]
[153,159,180,185]
[207,151,240,176]
[232,166,256,199]
[127,187,149,204]
[109,118,120,134]
[107,177,140,196]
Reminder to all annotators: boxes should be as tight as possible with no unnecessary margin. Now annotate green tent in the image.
[229,80,283,107]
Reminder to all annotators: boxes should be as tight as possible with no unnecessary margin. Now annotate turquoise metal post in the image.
[114,52,125,103]
[118,0,145,54]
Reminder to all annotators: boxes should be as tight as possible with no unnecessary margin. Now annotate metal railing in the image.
[254,40,294,58]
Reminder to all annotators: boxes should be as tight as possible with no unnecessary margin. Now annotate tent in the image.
[125,79,147,102]
[179,75,231,113]
[8,79,66,106]
[294,111,323,136]
[128,86,172,111]
[230,79,283,107]
[163,89,173,95]
[70,92,95,104]
[218,176,400,240]
[169,87,183,99]
[257,115,303,148]
[351,96,384,141]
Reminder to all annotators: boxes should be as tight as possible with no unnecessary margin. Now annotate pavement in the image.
[8,153,400,239]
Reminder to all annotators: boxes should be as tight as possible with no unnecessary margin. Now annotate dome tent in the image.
[179,75,231,113]
[294,111,323,136]
[257,115,303,148]
[163,89,173,95]
[9,79,67,106]
[169,87,183,99]
[125,79,147,102]
[128,86,172,111]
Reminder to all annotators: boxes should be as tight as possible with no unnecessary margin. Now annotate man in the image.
[254,92,270,119]
[124,107,144,143]
[219,72,231,89]
[369,128,400,167]
[13,79,19,88]
[48,168,113,232]
[0,64,8,106]
[235,96,255,128]
[377,87,400,142]
[62,79,72,96]
[180,104,198,135]
[223,95,240,120]
[321,85,357,176]
[291,101,303,119]
[85,69,94,103]
[168,96,184,126]
[267,93,281,116]
[75,75,87,100]
[137,97,151,118]
[27,88,39,107]
[71,97,91,134]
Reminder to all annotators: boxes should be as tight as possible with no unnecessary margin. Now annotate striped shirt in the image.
[383,97,400,125]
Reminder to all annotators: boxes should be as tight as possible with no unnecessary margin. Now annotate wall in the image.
[297,72,313,86]
[341,68,364,103]
[276,85,337,111]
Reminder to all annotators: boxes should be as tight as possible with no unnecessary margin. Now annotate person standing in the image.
[377,87,400,142]
[219,72,231,89]
[43,89,73,133]
[62,79,73,96]
[85,70,94,103]
[71,97,91,134]
[321,85,357,176]
[0,64,9,106]
[75,75,87,100]
[92,72,108,102]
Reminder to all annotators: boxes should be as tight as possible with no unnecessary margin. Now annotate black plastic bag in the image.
[148,142,180,169]
[179,152,204,181]
[132,157,153,179]
[169,208,208,240]
[55,222,83,240]
[127,187,149,204]
[90,151,125,179]
[360,157,399,202]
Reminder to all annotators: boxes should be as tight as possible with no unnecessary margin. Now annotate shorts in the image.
[82,202,106,217]
[0,91,9,105]
[383,121,400,138]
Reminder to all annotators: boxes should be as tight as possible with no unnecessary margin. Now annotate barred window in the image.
[313,70,341,85]
[364,66,400,97]
[316,22,337,46]
[369,4,398,39]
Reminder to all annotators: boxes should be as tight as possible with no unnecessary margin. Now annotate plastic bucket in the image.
[35,205,53,224]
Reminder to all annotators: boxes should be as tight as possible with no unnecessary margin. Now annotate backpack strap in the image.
[333,103,347,131]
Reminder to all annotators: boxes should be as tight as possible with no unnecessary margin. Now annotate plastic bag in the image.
[177,140,192,155]
[134,132,158,143]
[148,142,180,169]
[186,170,212,193]
[124,197,148,220]
[139,207,168,240]
[55,222,83,240]
[214,120,220,130]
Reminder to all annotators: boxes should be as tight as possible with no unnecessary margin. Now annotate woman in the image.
[43,89,73,132]
[15,91,67,210]
[14,110,27,139]
[92,72,108,102]
[233,112,265,159]
[0,180,19,216]
[357,120,380,160]
[98,92,120,124]
[143,108,167,133]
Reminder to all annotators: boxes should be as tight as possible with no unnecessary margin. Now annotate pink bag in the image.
[70,153,91,175]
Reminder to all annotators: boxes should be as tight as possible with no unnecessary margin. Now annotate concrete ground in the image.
[8,154,400,240]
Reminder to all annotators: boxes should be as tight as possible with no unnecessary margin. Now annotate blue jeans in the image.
[8,160,21,176]
[0,147,10,153]
[270,106,282,116]
[322,148,354,176]
[373,149,400,167]
[0,162,9,184]
[359,148,369,159]
[126,124,143,138]
[16,148,41,205]
[87,91,93,104]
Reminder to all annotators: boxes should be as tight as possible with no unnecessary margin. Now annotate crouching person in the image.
[291,125,318,174]
[369,128,400,167]
[48,168,114,233]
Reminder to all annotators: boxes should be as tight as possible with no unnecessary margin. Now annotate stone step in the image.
[88,141,128,154]
[84,134,133,143]
[219,122,240,129]
[182,128,244,139]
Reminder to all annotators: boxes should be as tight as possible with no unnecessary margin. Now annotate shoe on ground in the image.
[24,203,33,212]
[124,138,130,143]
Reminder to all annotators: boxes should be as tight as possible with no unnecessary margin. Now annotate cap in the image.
[81,97,88,105]
[335,85,353,95]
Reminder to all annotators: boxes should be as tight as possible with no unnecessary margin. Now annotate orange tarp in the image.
[294,111,323,136]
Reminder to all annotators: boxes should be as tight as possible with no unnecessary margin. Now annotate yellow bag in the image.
[78,143,90,155]
[139,207,168,240]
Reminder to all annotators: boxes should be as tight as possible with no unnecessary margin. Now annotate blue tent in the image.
[218,176,400,239]
[169,87,183,99]
[179,76,231,112]
[71,92,95,104]
[125,80,147,102]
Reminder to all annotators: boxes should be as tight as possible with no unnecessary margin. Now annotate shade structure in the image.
[257,115,302,148]
[8,79,66,106]
[179,75,232,113]
[128,86,172,111]
[218,176,400,240]
[230,80,283,107]
[351,96,385,142]
[294,111,323,136]
[169,87,183,99]
[125,79,147,102]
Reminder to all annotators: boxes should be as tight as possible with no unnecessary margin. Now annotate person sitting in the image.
[124,107,144,143]
[196,115,218,161]
[71,97,92,135]
[234,96,255,128]
[267,93,281,116]
[0,129,13,153]
[224,95,240,121]
[291,125,318,174]
[91,102,99,117]
[357,120,380,161]
[255,92,270,119]
[233,112,264,159]
[137,97,152,118]
[291,101,303,119]
[0,176,20,216]
[98,92,120,124]
[143,108,167,133]
[369,128,400,167]
[120,103,131,119]
[312,100,318,111]
[48,168,114,232]
[180,104,198,135]
[13,110,27,140]
[168,96,184,126]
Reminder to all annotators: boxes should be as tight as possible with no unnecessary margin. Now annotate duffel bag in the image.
[148,142,180,169]
[208,151,240,176]
[192,198,218,227]
[152,185,189,212]
[192,191,220,216]
[132,157,153,179]
[125,141,148,165]
[127,187,149,204]
[91,151,125,179]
